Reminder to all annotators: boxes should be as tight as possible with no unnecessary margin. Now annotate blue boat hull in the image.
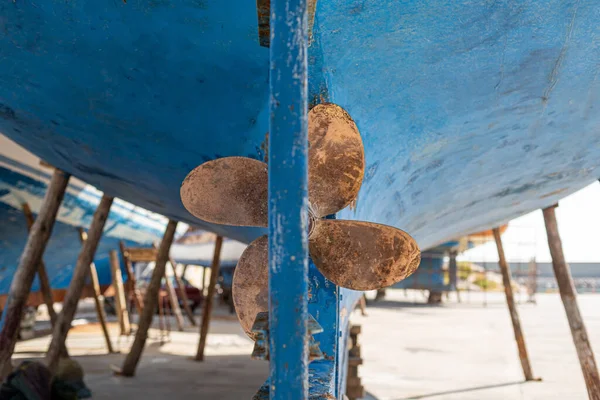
[2,1,599,249]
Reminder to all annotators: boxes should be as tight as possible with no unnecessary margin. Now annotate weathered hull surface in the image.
[2,1,599,249]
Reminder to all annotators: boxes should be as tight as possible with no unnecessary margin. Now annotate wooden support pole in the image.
[120,220,178,377]
[0,169,70,378]
[543,205,600,399]
[21,203,58,326]
[23,203,69,358]
[448,250,458,290]
[46,195,114,372]
[109,250,130,336]
[164,268,184,332]
[78,228,114,353]
[158,291,166,342]
[492,227,536,382]
[119,241,144,315]
[169,258,196,326]
[195,235,223,361]
[201,266,207,295]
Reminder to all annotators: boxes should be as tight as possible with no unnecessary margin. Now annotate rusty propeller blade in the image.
[232,235,269,338]
[308,103,365,218]
[180,157,268,227]
[309,219,420,291]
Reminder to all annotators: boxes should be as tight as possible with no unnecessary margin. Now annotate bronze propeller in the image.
[181,103,420,336]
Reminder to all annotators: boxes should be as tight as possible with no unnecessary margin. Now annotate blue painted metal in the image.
[250,311,324,362]
[259,259,353,398]
[267,0,309,395]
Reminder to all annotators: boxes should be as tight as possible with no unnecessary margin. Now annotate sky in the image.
[459,182,600,263]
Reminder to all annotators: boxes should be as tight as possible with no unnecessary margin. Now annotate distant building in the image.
[473,262,600,294]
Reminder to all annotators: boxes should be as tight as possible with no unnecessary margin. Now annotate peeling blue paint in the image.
[267,0,310,397]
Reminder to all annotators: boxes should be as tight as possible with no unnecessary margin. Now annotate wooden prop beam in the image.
[169,257,196,325]
[119,220,178,377]
[448,249,461,302]
[46,195,114,372]
[22,203,58,326]
[0,169,70,378]
[492,227,537,381]
[78,229,114,353]
[543,205,600,399]
[119,241,144,315]
[201,266,207,294]
[123,248,159,263]
[157,290,167,343]
[195,235,223,361]
[164,268,184,332]
[109,250,131,336]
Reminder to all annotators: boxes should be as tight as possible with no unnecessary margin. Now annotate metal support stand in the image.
[119,220,178,377]
[492,227,537,382]
[195,235,223,361]
[543,205,600,399]
[268,0,310,395]
[0,169,70,379]
[46,195,114,372]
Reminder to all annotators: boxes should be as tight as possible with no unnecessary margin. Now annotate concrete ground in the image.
[355,290,600,400]
[11,291,600,399]
[13,305,269,399]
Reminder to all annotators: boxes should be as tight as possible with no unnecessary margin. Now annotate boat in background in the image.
[0,134,172,306]
[171,229,245,269]
[395,226,510,293]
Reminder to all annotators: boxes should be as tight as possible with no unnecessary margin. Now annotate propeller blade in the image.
[180,157,268,227]
[308,103,365,218]
[309,219,420,290]
[232,235,269,338]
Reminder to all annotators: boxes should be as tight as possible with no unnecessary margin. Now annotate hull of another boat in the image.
[0,135,167,303]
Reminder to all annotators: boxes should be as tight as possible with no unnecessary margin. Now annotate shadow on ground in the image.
[393,380,531,399]
[365,298,521,310]
[13,351,268,399]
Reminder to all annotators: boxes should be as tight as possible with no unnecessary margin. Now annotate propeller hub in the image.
[307,209,318,239]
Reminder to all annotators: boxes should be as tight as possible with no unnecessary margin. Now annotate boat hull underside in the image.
[1,1,599,249]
